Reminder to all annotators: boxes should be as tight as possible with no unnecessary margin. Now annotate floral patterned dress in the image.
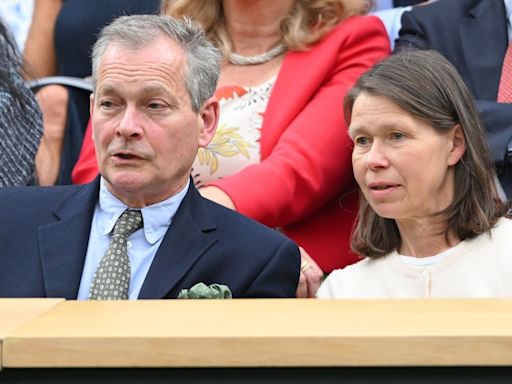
[192,76,275,188]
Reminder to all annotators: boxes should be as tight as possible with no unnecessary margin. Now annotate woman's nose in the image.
[365,142,389,171]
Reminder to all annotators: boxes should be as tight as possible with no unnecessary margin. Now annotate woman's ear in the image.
[447,124,466,166]
[198,97,219,148]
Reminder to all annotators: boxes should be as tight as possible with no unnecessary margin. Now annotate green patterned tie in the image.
[88,209,143,300]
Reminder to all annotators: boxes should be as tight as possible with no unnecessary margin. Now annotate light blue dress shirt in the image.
[77,177,189,300]
[505,0,512,41]
[372,6,412,50]
[373,0,394,11]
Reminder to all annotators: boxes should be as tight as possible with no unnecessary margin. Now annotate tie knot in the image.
[113,209,143,237]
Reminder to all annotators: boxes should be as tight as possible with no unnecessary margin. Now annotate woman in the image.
[72,0,390,297]
[317,50,512,298]
[0,19,42,186]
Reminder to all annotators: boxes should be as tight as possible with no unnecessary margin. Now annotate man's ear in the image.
[89,94,95,142]
[447,123,466,166]
[89,93,95,116]
[198,97,219,148]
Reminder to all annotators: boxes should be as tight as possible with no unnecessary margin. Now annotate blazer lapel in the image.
[138,184,217,299]
[459,0,508,99]
[39,179,99,299]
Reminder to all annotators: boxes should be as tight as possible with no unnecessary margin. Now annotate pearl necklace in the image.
[228,43,287,65]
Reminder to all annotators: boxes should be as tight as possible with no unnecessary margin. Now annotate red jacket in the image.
[71,15,390,272]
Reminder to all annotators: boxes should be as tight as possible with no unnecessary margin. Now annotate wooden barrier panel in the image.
[3,299,512,368]
[0,299,64,369]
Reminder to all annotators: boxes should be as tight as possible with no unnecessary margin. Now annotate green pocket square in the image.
[177,282,232,299]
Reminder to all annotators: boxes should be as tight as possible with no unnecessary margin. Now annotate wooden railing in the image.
[1,299,512,368]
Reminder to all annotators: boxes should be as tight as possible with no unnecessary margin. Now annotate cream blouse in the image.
[317,218,512,298]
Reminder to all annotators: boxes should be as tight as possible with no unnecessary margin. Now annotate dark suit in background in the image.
[393,0,424,6]
[395,0,512,196]
[0,179,299,299]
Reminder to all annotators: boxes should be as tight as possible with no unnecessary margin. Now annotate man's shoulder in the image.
[406,0,485,22]
[0,183,85,199]
[0,184,91,216]
[200,197,294,245]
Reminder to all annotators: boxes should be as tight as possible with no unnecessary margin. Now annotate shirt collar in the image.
[505,0,512,23]
[504,0,512,42]
[97,177,190,244]
[506,0,512,15]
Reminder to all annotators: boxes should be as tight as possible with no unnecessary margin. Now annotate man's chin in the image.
[103,171,148,193]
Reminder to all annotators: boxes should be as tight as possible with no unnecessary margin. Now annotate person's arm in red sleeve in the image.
[71,119,99,184]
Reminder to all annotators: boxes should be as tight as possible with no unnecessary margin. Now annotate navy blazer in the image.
[395,0,512,196]
[0,178,300,299]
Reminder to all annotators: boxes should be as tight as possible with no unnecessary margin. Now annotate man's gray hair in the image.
[91,14,222,112]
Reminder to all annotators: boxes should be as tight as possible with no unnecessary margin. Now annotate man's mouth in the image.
[116,153,137,159]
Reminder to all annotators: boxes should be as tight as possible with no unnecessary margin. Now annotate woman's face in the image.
[349,93,465,221]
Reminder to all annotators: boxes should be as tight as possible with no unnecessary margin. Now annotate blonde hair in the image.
[162,0,372,55]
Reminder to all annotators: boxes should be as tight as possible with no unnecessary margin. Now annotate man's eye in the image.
[355,136,369,146]
[148,102,164,110]
[391,132,405,140]
[100,100,114,108]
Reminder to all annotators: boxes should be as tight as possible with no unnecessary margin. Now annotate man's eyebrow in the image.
[138,85,183,108]
[138,85,178,101]
[96,83,181,106]
[348,124,364,138]
[97,84,119,96]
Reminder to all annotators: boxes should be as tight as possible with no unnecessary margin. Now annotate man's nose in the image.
[116,105,143,139]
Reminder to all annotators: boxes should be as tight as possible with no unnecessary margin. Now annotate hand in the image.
[296,247,323,298]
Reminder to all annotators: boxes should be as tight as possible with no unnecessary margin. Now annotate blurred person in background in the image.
[371,0,429,49]
[395,0,512,198]
[23,0,161,185]
[0,0,34,51]
[0,18,42,186]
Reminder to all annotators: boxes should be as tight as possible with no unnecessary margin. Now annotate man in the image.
[0,15,300,299]
[395,0,512,197]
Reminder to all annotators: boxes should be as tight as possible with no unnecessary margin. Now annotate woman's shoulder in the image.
[329,14,388,37]
[461,216,512,252]
[331,254,394,275]
[316,254,396,298]
[490,216,512,237]
[314,14,389,54]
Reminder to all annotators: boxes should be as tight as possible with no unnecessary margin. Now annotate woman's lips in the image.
[367,182,401,198]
